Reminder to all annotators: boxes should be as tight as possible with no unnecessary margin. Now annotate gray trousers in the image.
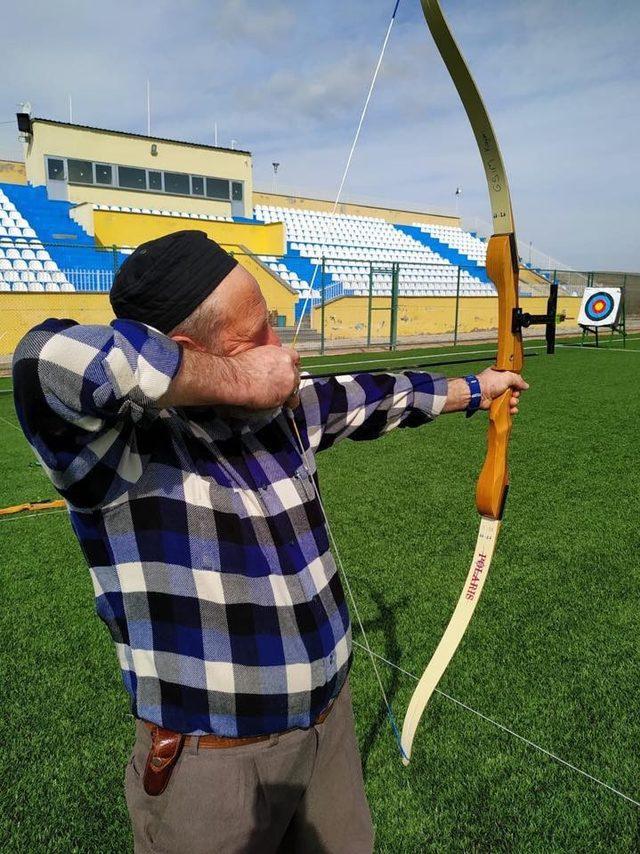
[125,682,374,853]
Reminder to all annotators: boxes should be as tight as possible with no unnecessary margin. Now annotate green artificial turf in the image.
[1,337,639,852]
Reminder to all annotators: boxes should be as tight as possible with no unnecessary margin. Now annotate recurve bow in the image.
[400,0,523,764]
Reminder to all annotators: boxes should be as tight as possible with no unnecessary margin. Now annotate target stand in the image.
[578,287,626,348]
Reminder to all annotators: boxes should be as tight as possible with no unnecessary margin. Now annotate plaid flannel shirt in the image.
[13,319,447,736]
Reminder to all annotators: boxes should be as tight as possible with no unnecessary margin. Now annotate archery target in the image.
[578,288,622,327]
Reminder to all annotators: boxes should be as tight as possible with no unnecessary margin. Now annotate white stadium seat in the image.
[253,204,493,302]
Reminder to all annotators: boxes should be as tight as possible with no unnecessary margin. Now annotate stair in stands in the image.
[394,224,490,284]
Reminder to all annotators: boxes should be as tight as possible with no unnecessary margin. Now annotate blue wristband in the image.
[464,375,482,417]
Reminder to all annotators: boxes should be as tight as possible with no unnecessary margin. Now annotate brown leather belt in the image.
[140,699,335,796]
[143,698,335,749]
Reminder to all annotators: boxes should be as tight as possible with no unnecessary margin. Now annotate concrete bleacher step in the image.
[276,327,322,345]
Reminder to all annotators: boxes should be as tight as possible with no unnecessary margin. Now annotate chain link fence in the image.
[1,240,636,365]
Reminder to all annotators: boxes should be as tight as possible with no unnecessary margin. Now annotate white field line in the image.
[558,344,640,354]
[303,345,549,373]
[304,338,640,373]
[0,413,21,432]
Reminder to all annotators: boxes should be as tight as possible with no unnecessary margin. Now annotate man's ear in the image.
[170,334,207,353]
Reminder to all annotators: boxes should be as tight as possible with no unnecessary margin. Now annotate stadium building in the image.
[0,111,575,363]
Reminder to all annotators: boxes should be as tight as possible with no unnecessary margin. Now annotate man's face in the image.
[170,262,297,416]
[174,262,282,356]
[213,264,283,356]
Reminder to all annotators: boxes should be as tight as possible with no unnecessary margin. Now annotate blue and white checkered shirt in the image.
[13,319,447,736]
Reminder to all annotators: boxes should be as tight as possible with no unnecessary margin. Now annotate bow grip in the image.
[475,234,523,520]
[475,390,512,518]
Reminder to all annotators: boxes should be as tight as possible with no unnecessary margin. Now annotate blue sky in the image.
[1,0,638,270]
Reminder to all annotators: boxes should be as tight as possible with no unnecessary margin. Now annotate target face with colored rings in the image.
[577,287,621,327]
[584,291,615,322]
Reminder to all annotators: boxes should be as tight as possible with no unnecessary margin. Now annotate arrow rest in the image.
[512,282,560,354]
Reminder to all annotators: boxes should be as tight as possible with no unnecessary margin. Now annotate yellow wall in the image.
[235,250,296,326]
[93,210,286,255]
[0,292,113,356]
[77,209,295,323]
[0,160,26,184]
[70,185,234,217]
[0,249,297,355]
[24,121,253,217]
[0,292,579,358]
[311,295,580,340]
[253,191,459,228]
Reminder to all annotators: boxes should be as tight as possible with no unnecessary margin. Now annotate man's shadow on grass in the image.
[356,589,410,774]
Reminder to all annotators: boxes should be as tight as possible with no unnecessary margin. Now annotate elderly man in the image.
[13,231,526,853]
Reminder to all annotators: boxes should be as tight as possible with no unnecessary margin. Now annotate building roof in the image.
[28,117,251,157]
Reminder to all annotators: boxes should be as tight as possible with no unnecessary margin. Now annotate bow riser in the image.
[476,234,523,519]
[488,234,523,373]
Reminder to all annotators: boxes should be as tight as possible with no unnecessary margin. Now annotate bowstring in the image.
[291,0,401,346]
[288,0,407,757]
[287,411,407,759]
[353,639,640,809]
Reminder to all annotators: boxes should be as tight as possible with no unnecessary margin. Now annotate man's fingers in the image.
[509,373,529,391]
[285,391,301,409]
[287,349,301,396]
[288,348,301,367]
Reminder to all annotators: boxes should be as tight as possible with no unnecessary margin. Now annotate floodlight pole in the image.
[146,80,151,136]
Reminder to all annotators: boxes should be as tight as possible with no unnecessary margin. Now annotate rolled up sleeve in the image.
[12,318,182,507]
[295,369,448,454]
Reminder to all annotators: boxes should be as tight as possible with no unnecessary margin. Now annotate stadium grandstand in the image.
[0,183,498,297]
[0,110,585,363]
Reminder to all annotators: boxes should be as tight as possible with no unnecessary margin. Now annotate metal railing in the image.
[1,239,636,357]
